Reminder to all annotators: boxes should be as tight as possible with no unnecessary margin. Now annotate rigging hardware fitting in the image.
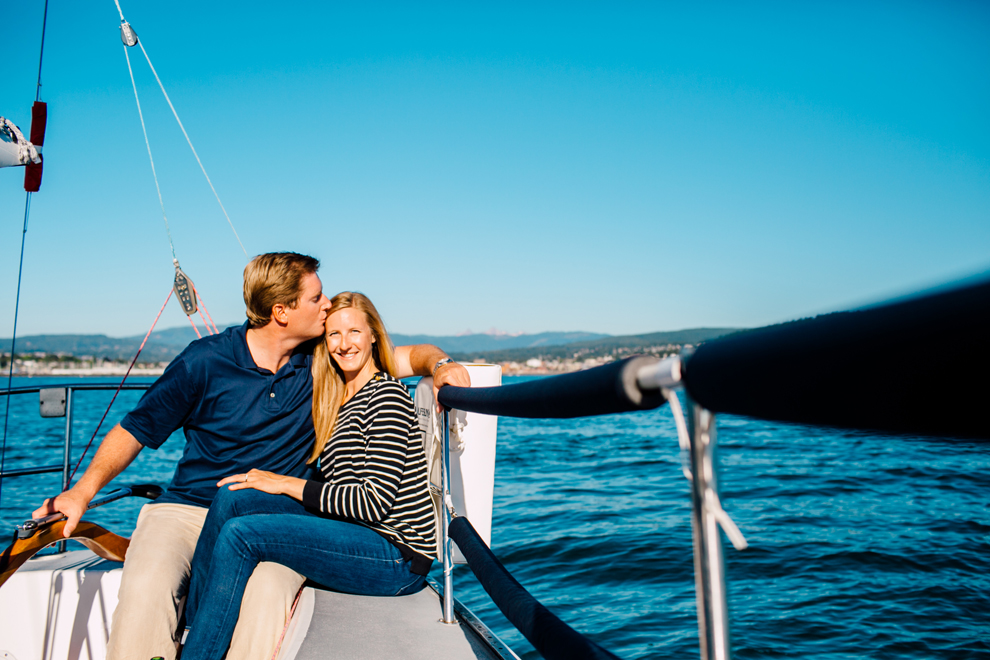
[120,20,138,47]
[637,354,682,391]
[173,260,198,316]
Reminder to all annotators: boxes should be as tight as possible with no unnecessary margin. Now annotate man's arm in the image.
[32,423,144,537]
[394,344,471,398]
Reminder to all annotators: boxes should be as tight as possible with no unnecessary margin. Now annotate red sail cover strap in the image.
[29,102,46,146]
[23,102,46,192]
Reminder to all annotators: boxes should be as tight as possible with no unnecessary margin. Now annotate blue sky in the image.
[2,1,988,338]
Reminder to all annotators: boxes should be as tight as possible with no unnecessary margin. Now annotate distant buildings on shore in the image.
[4,342,689,378]
[1,352,167,377]
[481,343,687,375]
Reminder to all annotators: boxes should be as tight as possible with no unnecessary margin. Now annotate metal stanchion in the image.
[440,408,457,624]
[686,394,731,660]
[56,388,73,554]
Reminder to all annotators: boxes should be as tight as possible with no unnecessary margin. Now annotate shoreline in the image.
[5,366,167,377]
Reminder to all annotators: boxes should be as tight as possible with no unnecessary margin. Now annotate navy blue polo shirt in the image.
[121,322,317,507]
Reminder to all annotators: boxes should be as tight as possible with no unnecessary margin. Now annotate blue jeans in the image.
[182,487,426,660]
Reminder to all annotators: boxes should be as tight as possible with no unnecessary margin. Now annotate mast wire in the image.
[124,44,178,262]
[135,40,249,258]
[1,198,35,509]
[35,0,49,102]
[1,0,49,509]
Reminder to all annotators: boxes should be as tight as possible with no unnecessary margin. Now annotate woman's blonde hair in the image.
[310,292,398,463]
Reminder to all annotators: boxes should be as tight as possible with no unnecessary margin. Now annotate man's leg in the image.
[182,514,422,660]
[228,561,305,660]
[187,487,306,626]
[108,496,304,660]
[186,488,307,660]
[106,502,207,660]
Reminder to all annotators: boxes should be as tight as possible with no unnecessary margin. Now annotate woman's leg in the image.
[181,514,425,660]
[185,487,306,626]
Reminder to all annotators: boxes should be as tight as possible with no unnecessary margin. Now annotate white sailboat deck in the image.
[0,549,515,660]
[282,581,513,660]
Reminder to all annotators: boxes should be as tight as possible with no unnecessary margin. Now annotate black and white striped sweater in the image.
[301,372,436,574]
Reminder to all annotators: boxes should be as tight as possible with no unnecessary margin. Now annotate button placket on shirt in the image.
[268,362,299,410]
[266,377,276,409]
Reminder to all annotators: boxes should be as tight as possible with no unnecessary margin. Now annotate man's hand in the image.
[30,423,144,538]
[218,469,305,501]
[32,489,91,537]
[434,361,471,411]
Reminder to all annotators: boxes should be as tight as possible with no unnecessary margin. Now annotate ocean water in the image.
[1,376,988,659]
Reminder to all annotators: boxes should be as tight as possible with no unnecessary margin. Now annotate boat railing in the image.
[0,382,153,552]
[434,275,989,660]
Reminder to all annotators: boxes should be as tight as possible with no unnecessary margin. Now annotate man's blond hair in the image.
[243,252,320,328]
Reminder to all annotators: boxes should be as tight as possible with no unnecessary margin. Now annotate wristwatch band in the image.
[432,357,454,378]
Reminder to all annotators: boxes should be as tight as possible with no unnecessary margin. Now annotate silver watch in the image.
[432,357,455,378]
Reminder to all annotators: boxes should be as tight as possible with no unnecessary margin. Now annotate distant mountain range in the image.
[389,331,609,354]
[447,328,741,362]
[1,326,739,363]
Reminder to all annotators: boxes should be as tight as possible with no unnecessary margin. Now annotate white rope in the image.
[0,118,41,166]
[123,45,177,262]
[112,0,125,21]
[663,387,693,481]
[663,387,748,551]
[136,40,248,258]
[708,488,748,550]
[448,411,466,453]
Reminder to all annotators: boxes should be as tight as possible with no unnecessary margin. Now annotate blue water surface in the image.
[1,375,987,659]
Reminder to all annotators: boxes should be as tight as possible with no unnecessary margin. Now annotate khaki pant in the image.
[106,502,305,660]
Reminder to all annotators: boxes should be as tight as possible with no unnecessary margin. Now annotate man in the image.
[34,252,468,660]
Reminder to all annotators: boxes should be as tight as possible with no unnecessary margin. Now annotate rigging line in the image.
[0,197,33,508]
[1,0,50,509]
[187,315,203,340]
[135,40,249,259]
[664,387,748,552]
[35,0,49,102]
[67,289,173,484]
[193,286,219,334]
[124,45,177,262]
[197,308,214,335]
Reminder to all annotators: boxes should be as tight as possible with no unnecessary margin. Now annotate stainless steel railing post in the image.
[61,388,73,492]
[56,387,74,554]
[440,408,457,624]
[685,395,731,660]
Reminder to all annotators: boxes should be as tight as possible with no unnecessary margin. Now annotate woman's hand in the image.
[218,469,306,501]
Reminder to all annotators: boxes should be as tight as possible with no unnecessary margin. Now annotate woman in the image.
[181,292,436,659]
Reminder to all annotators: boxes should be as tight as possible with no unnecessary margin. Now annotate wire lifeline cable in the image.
[0,0,49,510]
